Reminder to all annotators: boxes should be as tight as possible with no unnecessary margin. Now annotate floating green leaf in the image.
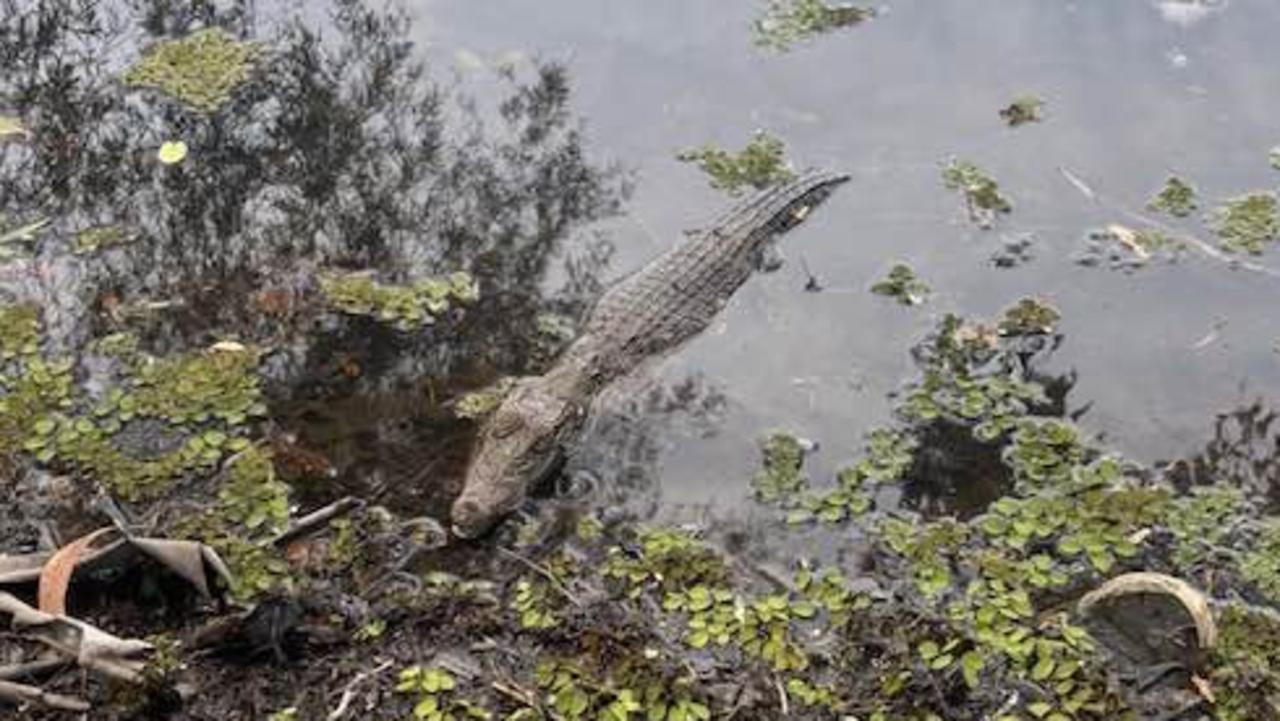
[753,0,874,51]
[677,131,795,196]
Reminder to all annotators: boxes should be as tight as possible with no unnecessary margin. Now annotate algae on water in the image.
[753,0,875,52]
[677,131,795,196]
[123,28,262,113]
[1214,192,1279,255]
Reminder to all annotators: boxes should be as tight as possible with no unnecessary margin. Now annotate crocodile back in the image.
[576,168,849,382]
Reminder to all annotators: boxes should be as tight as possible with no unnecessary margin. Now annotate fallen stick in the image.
[496,547,582,608]
[272,497,365,549]
[0,678,91,711]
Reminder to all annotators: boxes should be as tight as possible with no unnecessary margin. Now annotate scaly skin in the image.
[451,169,850,538]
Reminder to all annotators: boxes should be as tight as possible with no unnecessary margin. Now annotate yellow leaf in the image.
[0,115,29,141]
[158,140,189,165]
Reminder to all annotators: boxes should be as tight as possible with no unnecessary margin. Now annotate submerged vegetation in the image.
[752,0,875,51]
[676,131,795,195]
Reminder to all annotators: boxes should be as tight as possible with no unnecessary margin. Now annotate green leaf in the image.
[1026,701,1053,719]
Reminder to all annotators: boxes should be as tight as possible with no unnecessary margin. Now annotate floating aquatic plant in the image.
[1146,176,1198,218]
[998,297,1060,337]
[123,28,262,113]
[1214,192,1279,254]
[998,96,1044,127]
[751,432,809,503]
[942,158,1012,228]
[752,0,874,51]
[676,131,795,195]
[871,263,930,306]
[320,271,479,331]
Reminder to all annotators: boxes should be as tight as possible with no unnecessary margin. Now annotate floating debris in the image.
[1271,145,1280,171]
[1214,192,1279,255]
[1146,176,1198,218]
[0,115,29,142]
[870,263,930,306]
[676,131,795,196]
[991,233,1034,268]
[157,140,188,165]
[942,158,1011,229]
[752,0,875,52]
[74,225,135,255]
[319,271,479,331]
[998,297,1060,337]
[1076,224,1185,272]
[1078,572,1216,669]
[123,28,262,113]
[998,96,1044,127]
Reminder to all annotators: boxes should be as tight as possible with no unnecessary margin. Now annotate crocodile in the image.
[450,169,850,538]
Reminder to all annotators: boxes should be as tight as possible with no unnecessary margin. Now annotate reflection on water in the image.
[0,0,629,528]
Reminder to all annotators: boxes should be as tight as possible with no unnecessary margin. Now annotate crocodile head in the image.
[450,376,585,539]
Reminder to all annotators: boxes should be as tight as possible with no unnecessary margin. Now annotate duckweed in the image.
[123,28,262,113]
[676,131,795,195]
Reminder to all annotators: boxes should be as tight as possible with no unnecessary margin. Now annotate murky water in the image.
[421,0,1280,511]
[3,0,1280,531]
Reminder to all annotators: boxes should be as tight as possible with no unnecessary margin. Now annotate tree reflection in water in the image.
[0,0,633,513]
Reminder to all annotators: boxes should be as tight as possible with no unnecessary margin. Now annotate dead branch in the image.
[0,592,153,683]
[272,496,365,549]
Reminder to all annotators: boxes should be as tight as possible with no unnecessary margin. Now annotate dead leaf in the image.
[0,115,29,141]
[38,528,116,615]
